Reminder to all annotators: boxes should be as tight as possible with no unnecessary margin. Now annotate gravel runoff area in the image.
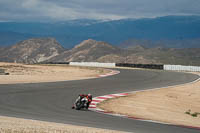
[99,72,200,128]
[0,62,110,84]
[0,62,124,133]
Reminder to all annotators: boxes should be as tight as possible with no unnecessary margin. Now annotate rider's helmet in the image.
[88,93,92,99]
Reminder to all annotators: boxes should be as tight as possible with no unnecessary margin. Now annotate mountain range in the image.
[0,15,200,48]
[1,38,200,66]
[0,38,64,63]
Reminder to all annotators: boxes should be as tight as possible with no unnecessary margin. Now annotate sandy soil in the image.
[0,62,109,84]
[0,116,126,133]
[99,72,200,128]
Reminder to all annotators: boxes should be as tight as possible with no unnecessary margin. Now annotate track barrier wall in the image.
[116,63,164,69]
[39,62,200,72]
[69,62,116,68]
[39,62,70,64]
[164,65,200,72]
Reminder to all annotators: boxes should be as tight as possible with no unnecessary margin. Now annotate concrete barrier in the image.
[164,65,200,72]
[116,63,164,70]
[69,62,116,68]
[38,62,70,64]
[41,61,200,72]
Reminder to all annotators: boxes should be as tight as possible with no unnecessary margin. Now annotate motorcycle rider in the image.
[72,93,92,109]
[86,93,92,109]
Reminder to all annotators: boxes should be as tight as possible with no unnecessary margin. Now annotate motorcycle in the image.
[74,97,89,110]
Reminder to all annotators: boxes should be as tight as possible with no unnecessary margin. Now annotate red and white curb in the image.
[97,70,120,78]
[89,74,200,130]
[88,93,129,113]
[88,93,162,120]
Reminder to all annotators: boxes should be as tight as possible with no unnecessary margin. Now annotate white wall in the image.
[69,62,116,68]
[164,65,200,72]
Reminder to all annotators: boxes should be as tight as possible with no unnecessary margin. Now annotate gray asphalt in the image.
[0,69,199,133]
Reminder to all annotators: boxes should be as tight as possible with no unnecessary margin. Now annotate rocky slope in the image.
[0,38,64,64]
[49,39,124,62]
[48,39,157,64]
[1,38,200,65]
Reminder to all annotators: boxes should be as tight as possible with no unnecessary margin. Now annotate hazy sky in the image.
[0,0,200,21]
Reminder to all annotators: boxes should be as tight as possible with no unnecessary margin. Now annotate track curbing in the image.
[97,70,120,78]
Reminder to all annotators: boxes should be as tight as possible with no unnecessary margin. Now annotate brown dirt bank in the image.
[99,73,200,128]
[0,62,109,84]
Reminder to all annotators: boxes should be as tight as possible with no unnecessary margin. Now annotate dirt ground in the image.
[99,72,200,128]
[0,115,126,133]
[0,62,109,84]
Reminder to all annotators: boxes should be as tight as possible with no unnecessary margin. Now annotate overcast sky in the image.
[0,0,200,22]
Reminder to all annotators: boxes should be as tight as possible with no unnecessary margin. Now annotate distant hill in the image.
[48,39,125,62]
[131,47,200,66]
[0,15,200,48]
[48,39,200,65]
[1,38,200,66]
[0,38,65,63]
[119,38,200,48]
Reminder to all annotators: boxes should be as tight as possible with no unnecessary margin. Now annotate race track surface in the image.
[0,69,199,133]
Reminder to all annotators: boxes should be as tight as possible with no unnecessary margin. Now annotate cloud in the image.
[0,0,199,21]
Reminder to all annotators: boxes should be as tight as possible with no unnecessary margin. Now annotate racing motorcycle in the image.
[74,96,89,110]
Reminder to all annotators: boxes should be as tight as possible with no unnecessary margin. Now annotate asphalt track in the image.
[0,69,199,133]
